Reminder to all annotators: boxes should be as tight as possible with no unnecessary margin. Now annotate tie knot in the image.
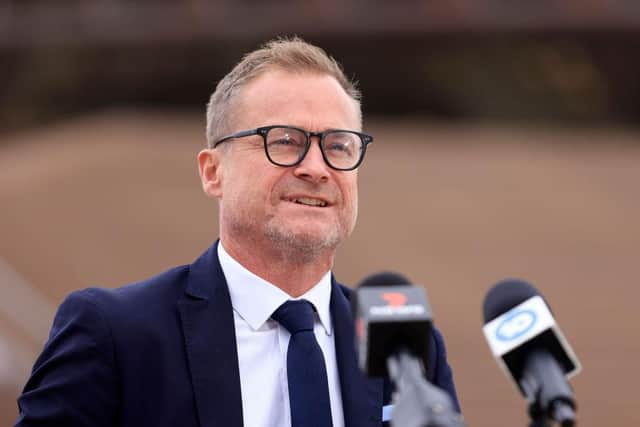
[272,300,316,334]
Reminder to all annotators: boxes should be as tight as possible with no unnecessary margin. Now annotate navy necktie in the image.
[272,300,333,427]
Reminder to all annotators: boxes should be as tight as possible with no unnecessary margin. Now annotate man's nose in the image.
[292,140,330,183]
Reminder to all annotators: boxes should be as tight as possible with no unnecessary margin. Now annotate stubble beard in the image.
[263,219,343,264]
[223,196,357,265]
[226,211,346,265]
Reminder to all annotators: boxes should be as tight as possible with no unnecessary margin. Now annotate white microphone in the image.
[482,279,581,426]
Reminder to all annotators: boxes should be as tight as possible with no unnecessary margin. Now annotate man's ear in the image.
[197,148,224,198]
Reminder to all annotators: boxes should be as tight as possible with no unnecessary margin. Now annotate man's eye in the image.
[327,141,354,156]
[329,143,348,152]
[268,136,305,148]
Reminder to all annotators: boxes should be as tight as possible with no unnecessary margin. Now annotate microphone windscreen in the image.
[353,271,432,378]
[481,278,581,404]
[483,279,540,323]
[357,271,411,288]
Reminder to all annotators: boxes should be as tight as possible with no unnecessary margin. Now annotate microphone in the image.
[353,272,464,427]
[352,272,432,377]
[482,279,581,427]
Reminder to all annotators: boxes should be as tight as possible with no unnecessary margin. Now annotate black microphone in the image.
[352,271,431,377]
[353,272,464,427]
[482,279,581,427]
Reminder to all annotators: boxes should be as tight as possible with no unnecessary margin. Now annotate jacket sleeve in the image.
[15,289,119,426]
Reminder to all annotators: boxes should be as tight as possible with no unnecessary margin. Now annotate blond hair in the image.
[205,36,361,148]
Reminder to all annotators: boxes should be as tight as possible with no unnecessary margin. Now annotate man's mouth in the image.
[288,197,328,207]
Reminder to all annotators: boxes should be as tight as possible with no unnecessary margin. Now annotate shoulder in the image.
[51,264,191,346]
[67,265,189,313]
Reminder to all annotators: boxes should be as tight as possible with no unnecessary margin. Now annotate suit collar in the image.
[183,243,219,300]
[178,242,244,427]
[331,278,383,427]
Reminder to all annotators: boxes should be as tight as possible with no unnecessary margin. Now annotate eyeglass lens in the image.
[265,127,362,169]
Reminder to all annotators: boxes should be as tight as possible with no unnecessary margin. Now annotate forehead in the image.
[234,69,361,132]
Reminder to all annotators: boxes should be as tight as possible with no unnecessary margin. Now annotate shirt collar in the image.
[218,242,333,335]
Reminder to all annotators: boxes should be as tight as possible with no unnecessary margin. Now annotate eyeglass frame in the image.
[212,125,374,171]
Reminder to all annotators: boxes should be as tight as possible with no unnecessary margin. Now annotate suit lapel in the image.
[178,243,243,427]
[331,279,383,427]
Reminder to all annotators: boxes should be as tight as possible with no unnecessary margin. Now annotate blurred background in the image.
[1,1,639,426]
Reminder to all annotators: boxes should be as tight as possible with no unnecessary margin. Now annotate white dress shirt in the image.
[218,243,345,427]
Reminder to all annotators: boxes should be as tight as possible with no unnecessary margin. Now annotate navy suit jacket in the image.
[16,243,459,426]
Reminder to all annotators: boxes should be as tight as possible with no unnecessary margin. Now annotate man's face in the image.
[206,69,361,259]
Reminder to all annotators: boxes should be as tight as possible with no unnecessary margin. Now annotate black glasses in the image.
[213,125,373,171]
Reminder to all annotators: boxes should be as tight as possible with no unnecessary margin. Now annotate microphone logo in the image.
[381,292,407,307]
[369,291,425,317]
[495,309,538,342]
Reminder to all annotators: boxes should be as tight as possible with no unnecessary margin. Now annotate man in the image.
[16,37,459,426]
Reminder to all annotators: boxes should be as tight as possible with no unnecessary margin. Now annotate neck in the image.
[220,236,335,297]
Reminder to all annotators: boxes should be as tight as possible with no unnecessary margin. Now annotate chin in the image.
[265,224,343,255]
